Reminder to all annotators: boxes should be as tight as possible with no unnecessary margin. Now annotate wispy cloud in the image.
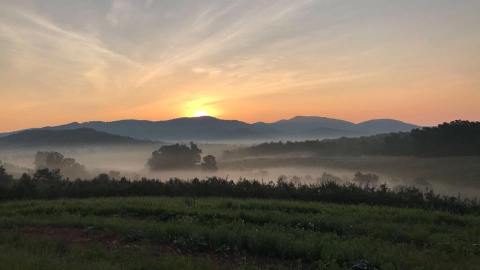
[13,8,142,68]
[134,0,315,87]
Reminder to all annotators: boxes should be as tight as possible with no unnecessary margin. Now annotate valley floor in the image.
[0,197,479,270]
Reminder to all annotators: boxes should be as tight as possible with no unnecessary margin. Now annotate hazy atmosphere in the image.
[1,0,480,132]
[0,1,479,269]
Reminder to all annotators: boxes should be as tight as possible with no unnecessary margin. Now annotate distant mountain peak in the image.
[287,115,354,123]
[187,116,219,120]
[290,115,334,120]
[355,119,419,134]
[358,118,410,124]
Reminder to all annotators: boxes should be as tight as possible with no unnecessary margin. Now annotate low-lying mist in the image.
[1,143,479,198]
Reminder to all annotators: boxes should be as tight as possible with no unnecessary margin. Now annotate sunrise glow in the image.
[192,110,209,117]
[182,97,221,118]
[0,1,479,131]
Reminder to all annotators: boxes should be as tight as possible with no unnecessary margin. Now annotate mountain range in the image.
[0,128,150,148]
[0,116,419,143]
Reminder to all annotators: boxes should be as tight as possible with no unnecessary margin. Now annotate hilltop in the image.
[0,128,151,148]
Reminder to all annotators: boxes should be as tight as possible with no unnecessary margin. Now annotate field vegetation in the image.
[0,160,478,269]
[0,196,479,269]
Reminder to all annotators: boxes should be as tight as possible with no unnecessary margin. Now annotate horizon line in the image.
[1,114,464,134]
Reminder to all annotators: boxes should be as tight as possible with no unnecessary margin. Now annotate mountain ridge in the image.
[0,128,152,147]
[0,116,419,142]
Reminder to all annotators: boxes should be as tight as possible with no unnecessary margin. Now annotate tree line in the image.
[225,120,480,157]
[0,166,477,214]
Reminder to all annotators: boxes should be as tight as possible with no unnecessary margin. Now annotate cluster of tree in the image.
[34,151,89,179]
[147,143,217,171]
[0,166,13,184]
[225,120,480,157]
[0,166,476,214]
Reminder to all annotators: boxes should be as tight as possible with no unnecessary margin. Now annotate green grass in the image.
[0,197,479,269]
[0,233,218,270]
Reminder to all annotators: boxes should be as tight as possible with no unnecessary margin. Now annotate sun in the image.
[183,98,221,118]
[193,110,209,117]
[186,107,219,118]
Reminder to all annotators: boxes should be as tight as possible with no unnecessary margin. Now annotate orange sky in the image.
[0,1,479,132]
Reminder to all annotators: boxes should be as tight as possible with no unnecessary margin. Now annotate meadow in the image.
[0,196,479,270]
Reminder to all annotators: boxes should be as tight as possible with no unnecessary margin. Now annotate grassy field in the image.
[0,197,479,269]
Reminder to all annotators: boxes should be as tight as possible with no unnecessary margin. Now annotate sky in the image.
[0,0,479,132]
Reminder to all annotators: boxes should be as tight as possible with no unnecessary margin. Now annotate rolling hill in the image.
[355,119,419,134]
[0,128,151,147]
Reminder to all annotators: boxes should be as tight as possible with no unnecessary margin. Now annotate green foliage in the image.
[0,197,478,269]
[0,232,216,270]
[0,167,478,213]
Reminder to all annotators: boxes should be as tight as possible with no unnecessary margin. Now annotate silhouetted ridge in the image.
[0,116,419,141]
[0,128,149,147]
[356,119,417,134]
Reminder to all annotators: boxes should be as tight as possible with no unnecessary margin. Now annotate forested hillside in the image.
[226,120,480,157]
